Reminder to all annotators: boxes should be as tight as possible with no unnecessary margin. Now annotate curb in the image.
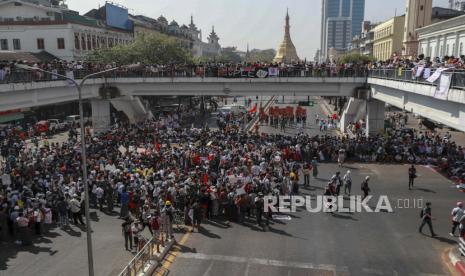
[141,238,175,276]
[449,247,465,276]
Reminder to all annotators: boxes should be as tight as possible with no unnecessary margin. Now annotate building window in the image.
[92,35,96,49]
[57,38,65,49]
[13,39,20,50]
[87,34,91,50]
[0,39,8,50]
[37,38,44,50]
[74,33,80,50]
[81,36,86,50]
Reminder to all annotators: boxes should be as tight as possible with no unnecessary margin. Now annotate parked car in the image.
[47,119,67,132]
[218,104,247,116]
[65,115,81,126]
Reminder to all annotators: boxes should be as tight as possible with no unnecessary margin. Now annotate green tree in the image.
[246,49,276,63]
[87,33,193,64]
[337,53,374,65]
[216,47,242,63]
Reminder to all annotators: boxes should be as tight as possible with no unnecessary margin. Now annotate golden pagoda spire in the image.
[274,8,300,63]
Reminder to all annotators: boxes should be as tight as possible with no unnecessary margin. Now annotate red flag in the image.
[203,174,208,185]
[249,104,257,113]
[155,143,161,152]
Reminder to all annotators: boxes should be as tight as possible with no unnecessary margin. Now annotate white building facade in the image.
[417,14,465,58]
[0,0,132,61]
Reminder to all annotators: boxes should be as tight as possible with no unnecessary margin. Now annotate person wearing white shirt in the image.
[451,202,464,236]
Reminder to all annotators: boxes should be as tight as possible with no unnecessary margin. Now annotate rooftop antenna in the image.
[394,8,397,16]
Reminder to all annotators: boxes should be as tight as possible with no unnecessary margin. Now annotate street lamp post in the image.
[16,64,123,276]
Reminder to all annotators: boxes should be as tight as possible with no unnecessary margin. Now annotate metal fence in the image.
[118,236,160,276]
[368,68,465,90]
[0,67,368,84]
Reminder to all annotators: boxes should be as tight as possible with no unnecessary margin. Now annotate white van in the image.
[65,115,80,126]
[218,105,247,116]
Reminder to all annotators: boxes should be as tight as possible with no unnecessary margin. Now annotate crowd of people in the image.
[0,53,463,83]
[1,101,465,249]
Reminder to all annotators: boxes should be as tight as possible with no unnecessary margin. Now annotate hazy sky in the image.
[67,0,450,59]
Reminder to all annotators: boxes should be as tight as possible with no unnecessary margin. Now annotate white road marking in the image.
[202,261,214,276]
[243,262,250,276]
[177,252,349,273]
[272,215,292,220]
[362,268,387,275]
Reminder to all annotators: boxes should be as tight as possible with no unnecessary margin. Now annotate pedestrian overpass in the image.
[0,76,366,111]
[1,70,465,134]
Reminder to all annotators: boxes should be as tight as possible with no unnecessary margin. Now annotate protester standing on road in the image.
[451,202,464,237]
[311,158,318,179]
[419,202,437,237]
[338,148,345,168]
[343,170,352,195]
[161,201,174,240]
[122,217,133,251]
[332,172,343,196]
[17,212,31,246]
[69,195,84,225]
[150,211,161,253]
[120,189,130,219]
[361,176,370,200]
[192,200,202,233]
[303,162,311,188]
[408,165,417,190]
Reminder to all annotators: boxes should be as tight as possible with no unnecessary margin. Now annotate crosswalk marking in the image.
[177,252,349,273]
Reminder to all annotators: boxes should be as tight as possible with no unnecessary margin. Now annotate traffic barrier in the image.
[118,236,175,276]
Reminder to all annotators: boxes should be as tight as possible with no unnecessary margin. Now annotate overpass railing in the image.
[368,68,465,90]
[0,67,368,84]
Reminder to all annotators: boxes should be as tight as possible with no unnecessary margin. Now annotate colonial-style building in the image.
[417,13,465,57]
[372,15,405,61]
[0,0,132,61]
[129,14,221,58]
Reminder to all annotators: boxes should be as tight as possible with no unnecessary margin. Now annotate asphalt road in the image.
[165,97,461,276]
[0,206,136,276]
[167,162,461,276]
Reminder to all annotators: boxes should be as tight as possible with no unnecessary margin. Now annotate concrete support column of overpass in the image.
[366,99,385,136]
[91,99,111,133]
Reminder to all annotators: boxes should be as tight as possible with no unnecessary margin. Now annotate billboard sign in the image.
[105,3,133,31]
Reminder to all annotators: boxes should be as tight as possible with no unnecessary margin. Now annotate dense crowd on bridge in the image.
[1,102,465,249]
[0,53,464,85]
